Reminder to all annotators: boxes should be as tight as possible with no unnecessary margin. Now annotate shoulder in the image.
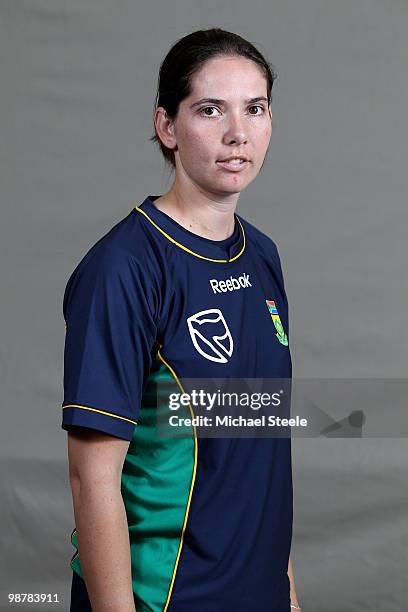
[236,211,287,289]
[63,208,164,319]
[65,208,165,281]
[236,211,281,260]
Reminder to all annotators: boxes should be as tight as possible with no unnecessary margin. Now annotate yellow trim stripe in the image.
[157,346,198,612]
[69,528,78,571]
[230,217,246,261]
[70,527,79,569]
[70,550,79,567]
[135,206,246,263]
[62,404,137,425]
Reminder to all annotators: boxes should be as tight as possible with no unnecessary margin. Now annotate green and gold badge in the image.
[265,300,288,346]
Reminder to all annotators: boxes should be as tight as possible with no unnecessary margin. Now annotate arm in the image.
[68,429,136,612]
[288,555,301,609]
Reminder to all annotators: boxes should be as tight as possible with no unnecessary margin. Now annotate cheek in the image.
[262,124,272,141]
[181,129,215,163]
[255,126,272,154]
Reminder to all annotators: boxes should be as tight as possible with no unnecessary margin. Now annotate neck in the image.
[153,181,238,241]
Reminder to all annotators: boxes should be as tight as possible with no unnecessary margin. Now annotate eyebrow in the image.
[189,96,269,109]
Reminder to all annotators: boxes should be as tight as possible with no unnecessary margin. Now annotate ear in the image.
[154,107,177,150]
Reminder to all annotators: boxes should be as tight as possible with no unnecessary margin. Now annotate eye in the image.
[199,106,221,117]
[248,105,265,115]
[198,105,266,118]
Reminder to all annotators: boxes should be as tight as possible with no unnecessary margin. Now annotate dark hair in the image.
[149,28,278,170]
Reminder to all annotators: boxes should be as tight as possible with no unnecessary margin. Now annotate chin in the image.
[210,183,248,197]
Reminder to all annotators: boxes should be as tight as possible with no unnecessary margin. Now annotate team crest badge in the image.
[265,300,288,346]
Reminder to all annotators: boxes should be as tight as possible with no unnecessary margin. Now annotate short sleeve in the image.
[270,240,286,290]
[61,246,158,441]
[272,242,290,338]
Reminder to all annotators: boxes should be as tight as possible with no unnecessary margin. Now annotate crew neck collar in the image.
[134,195,246,263]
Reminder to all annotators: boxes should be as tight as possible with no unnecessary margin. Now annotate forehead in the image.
[188,55,268,98]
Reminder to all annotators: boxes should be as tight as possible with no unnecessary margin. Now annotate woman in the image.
[62,28,301,611]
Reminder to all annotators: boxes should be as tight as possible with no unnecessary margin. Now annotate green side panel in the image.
[70,352,195,612]
[70,530,82,577]
[71,551,81,577]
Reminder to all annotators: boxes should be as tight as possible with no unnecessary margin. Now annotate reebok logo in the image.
[209,272,252,294]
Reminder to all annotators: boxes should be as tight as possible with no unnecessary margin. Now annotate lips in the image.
[216,159,249,172]
[218,155,249,162]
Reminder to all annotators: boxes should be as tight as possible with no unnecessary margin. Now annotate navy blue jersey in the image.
[62,195,293,611]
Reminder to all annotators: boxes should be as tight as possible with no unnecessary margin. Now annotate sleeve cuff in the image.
[61,403,136,441]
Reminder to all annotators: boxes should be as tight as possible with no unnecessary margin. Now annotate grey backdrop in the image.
[1,1,407,610]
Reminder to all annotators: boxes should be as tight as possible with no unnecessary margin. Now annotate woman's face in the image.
[165,55,272,198]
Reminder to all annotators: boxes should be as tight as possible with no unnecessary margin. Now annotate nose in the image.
[223,112,248,146]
